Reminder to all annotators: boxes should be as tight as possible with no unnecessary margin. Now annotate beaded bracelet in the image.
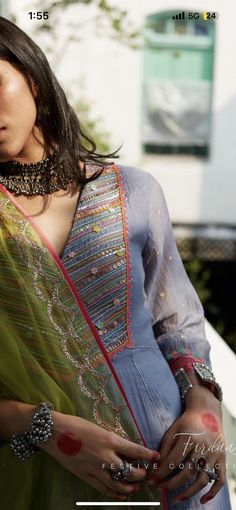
[9,431,39,461]
[9,402,54,461]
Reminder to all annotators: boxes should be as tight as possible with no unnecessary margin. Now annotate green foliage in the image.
[66,80,114,155]
[30,0,142,50]
[12,0,140,153]
[184,258,236,354]
[73,98,113,154]
[9,14,17,23]
[184,259,212,305]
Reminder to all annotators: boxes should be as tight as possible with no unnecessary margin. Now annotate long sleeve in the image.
[143,173,211,370]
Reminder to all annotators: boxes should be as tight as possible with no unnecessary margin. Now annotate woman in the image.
[0,16,232,510]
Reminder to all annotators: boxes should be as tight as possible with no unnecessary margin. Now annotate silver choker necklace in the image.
[0,151,75,196]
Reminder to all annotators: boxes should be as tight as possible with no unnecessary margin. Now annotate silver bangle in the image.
[9,402,54,461]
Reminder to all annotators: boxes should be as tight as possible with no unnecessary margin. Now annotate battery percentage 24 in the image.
[203,11,219,20]
[188,12,219,20]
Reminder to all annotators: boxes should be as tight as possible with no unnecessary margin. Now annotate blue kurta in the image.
[60,163,231,510]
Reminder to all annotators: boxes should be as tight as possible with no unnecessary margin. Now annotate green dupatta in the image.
[0,184,165,510]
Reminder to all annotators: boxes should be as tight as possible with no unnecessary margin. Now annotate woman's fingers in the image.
[102,455,152,483]
[85,473,130,499]
[153,440,186,482]
[172,457,224,505]
[101,469,141,494]
[154,460,196,490]
[172,471,211,504]
[200,460,226,504]
[116,435,160,464]
[102,450,154,481]
[109,437,160,482]
[158,428,177,462]
[124,465,148,482]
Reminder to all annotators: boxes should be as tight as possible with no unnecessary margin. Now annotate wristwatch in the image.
[174,362,223,404]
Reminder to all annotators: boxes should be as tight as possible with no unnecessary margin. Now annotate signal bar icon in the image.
[172,12,185,20]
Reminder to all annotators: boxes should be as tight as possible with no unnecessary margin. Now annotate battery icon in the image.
[203,11,219,20]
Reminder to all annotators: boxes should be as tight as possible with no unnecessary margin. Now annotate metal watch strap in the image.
[174,367,193,403]
[174,363,223,404]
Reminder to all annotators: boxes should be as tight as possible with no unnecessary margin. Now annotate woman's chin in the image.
[0,145,25,162]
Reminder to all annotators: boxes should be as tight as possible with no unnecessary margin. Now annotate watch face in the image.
[193,362,215,381]
[193,363,223,402]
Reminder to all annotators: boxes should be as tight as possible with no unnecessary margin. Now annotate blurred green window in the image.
[141,10,216,157]
[0,1,4,14]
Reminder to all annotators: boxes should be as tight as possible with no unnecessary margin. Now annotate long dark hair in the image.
[0,16,122,189]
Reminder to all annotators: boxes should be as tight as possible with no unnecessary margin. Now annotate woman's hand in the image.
[147,385,226,505]
[41,411,159,500]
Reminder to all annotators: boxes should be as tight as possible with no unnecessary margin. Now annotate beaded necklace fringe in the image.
[0,151,75,195]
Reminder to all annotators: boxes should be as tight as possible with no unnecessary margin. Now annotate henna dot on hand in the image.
[57,432,82,455]
[201,413,219,432]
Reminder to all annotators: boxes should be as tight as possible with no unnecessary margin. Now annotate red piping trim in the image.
[162,489,168,510]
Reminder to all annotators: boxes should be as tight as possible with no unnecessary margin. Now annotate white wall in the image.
[10,0,236,224]
[0,0,8,16]
[141,1,236,225]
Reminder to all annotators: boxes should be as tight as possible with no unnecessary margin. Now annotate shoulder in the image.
[115,163,149,187]
[114,163,163,196]
[114,163,165,200]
